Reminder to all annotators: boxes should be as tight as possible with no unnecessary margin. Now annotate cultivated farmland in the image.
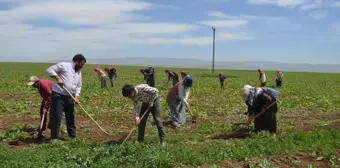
[0,62,340,168]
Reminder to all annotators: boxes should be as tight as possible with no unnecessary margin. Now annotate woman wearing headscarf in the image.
[258,69,266,87]
[241,85,278,133]
[105,67,117,87]
[165,75,193,127]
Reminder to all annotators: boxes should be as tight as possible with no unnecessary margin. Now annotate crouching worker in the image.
[241,85,278,133]
[165,75,193,128]
[27,76,54,136]
[94,67,108,88]
[122,84,166,147]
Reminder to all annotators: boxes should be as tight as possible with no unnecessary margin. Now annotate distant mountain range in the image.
[86,57,340,73]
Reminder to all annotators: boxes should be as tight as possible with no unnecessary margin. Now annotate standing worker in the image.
[122,84,166,147]
[165,69,179,86]
[241,85,278,133]
[145,66,155,87]
[165,75,193,128]
[105,67,117,87]
[27,76,54,137]
[258,69,266,87]
[94,67,108,88]
[219,74,226,89]
[276,69,284,88]
[46,54,86,143]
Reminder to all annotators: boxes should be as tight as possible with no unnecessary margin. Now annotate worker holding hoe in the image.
[94,67,108,88]
[219,74,226,89]
[258,69,267,87]
[105,67,117,87]
[46,54,86,143]
[122,84,166,147]
[165,69,179,86]
[241,85,278,133]
[276,69,284,88]
[27,76,54,137]
[164,75,193,128]
[145,66,156,87]
[180,70,188,80]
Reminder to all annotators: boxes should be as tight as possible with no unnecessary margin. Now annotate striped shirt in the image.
[132,84,159,117]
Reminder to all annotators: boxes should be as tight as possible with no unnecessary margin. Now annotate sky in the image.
[0,0,339,64]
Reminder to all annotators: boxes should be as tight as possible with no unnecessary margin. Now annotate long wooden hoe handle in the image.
[62,86,110,135]
[121,107,150,145]
[39,112,46,130]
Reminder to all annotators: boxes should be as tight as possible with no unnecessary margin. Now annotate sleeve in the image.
[147,87,159,105]
[75,74,82,96]
[133,100,140,117]
[260,92,273,110]
[46,62,63,77]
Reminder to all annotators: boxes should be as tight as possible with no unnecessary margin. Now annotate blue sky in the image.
[0,0,339,64]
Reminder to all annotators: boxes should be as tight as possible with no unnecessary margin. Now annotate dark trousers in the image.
[101,76,108,88]
[276,79,282,87]
[254,105,277,133]
[109,76,116,87]
[39,100,50,132]
[50,91,76,139]
[138,97,165,143]
[220,82,225,89]
[147,78,155,87]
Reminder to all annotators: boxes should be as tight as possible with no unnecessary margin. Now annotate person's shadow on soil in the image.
[212,123,255,140]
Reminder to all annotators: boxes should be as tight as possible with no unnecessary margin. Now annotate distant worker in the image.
[219,74,226,89]
[94,67,108,88]
[165,69,179,86]
[105,67,117,87]
[258,69,266,87]
[276,69,284,88]
[145,66,155,87]
[241,85,278,133]
[27,76,54,137]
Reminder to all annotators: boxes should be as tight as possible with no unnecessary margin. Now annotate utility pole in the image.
[212,27,216,74]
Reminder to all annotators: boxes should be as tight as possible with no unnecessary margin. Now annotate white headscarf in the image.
[241,85,263,106]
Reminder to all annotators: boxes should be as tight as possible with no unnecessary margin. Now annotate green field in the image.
[0,62,340,168]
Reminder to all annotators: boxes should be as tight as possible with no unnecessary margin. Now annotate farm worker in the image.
[219,74,226,89]
[46,54,86,143]
[104,67,117,87]
[144,66,155,87]
[276,69,284,88]
[94,67,108,88]
[241,85,278,133]
[122,84,166,147]
[180,70,188,80]
[165,69,179,86]
[27,76,54,136]
[165,75,193,127]
[258,69,266,87]
[140,69,148,83]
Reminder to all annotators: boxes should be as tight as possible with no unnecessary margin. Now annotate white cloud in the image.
[200,20,248,28]
[300,0,323,10]
[0,0,224,60]
[330,1,340,7]
[247,0,309,7]
[219,32,255,40]
[206,11,239,19]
